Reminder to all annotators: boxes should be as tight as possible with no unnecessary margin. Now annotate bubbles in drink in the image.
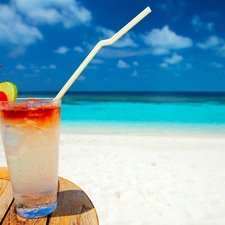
[0,99,60,218]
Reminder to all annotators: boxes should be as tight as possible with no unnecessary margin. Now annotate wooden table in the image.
[0,168,99,225]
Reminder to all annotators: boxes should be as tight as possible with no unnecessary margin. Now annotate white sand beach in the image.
[1,129,225,225]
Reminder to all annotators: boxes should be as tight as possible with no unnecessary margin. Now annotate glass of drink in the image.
[0,98,61,218]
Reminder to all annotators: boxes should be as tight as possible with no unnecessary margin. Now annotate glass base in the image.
[16,202,57,218]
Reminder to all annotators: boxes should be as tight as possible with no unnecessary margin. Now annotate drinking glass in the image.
[0,98,61,218]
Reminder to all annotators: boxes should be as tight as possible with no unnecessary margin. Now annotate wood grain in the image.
[49,177,99,225]
[2,202,48,225]
[0,168,99,225]
[0,167,10,180]
[0,179,13,222]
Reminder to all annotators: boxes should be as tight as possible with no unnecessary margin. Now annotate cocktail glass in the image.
[0,98,61,218]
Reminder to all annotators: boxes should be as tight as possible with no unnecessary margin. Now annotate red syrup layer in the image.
[0,100,60,127]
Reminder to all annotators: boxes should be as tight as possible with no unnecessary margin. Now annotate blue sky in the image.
[0,0,225,92]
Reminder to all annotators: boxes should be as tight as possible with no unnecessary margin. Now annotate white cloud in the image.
[0,4,43,46]
[96,26,114,38]
[131,70,138,76]
[186,63,193,69]
[74,46,84,52]
[114,35,138,48]
[196,35,222,49]
[141,26,193,52]
[16,63,26,69]
[91,59,104,64]
[54,46,69,54]
[8,46,26,57]
[196,36,225,57]
[77,75,86,81]
[117,60,130,68]
[160,63,168,68]
[96,26,137,48]
[133,61,139,66]
[13,0,92,28]
[41,64,57,69]
[164,53,183,64]
[191,15,214,32]
[207,23,214,32]
[0,0,91,47]
[49,64,56,69]
[97,48,150,58]
[217,44,225,57]
[25,8,61,25]
[211,62,223,68]
[151,48,169,55]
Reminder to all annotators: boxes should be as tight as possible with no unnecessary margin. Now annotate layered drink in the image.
[0,98,61,218]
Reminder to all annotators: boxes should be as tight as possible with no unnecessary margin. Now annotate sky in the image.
[0,0,225,93]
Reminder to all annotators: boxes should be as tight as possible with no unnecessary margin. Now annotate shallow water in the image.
[61,92,225,135]
[19,92,225,134]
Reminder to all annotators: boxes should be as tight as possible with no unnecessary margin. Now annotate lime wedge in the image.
[0,82,18,101]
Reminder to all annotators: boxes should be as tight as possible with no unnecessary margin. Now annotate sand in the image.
[1,129,225,225]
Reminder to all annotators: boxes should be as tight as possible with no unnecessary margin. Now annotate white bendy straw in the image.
[54,6,151,100]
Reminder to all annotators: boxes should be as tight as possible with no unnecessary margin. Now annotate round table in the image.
[0,168,99,225]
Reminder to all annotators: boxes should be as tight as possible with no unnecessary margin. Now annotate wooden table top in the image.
[0,168,99,225]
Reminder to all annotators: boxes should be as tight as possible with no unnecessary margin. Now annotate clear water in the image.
[19,92,225,135]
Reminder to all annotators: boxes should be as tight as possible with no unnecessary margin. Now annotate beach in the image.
[0,128,225,224]
[55,129,225,224]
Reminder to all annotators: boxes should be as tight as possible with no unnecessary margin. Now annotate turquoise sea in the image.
[19,92,225,135]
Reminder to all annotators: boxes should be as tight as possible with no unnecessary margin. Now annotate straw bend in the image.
[98,6,151,47]
[54,6,151,100]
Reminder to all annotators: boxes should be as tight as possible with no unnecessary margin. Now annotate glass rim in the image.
[0,98,61,102]
[0,98,61,109]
